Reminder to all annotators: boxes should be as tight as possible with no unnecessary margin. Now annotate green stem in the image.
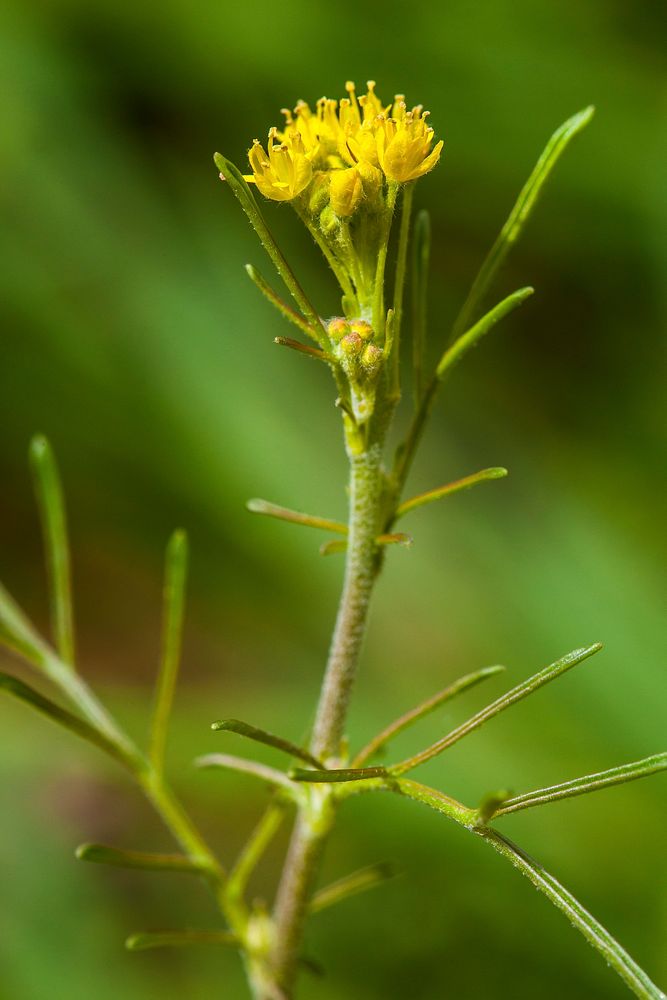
[269,440,386,995]
[389,182,414,394]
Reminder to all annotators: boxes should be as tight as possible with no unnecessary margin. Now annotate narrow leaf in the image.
[149,530,188,774]
[29,436,75,666]
[126,929,237,951]
[353,664,505,766]
[389,182,415,392]
[289,766,388,784]
[0,672,134,770]
[396,468,508,520]
[210,718,324,769]
[227,801,287,901]
[0,581,47,666]
[247,499,347,535]
[214,153,326,346]
[450,107,595,342]
[391,644,602,776]
[310,862,398,915]
[411,209,431,404]
[320,539,348,556]
[75,843,205,874]
[245,263,318,339]
[274,337,330,362]
[436,287,534,382]
[376,532,412,548]
[490,752,667,818]
[195,753,298,795]
[476,826,665,1000]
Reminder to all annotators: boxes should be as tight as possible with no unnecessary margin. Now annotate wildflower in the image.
[246,128,313,202]
[374,104,444,183]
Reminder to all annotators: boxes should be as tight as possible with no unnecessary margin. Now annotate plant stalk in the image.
[269,439,386,995]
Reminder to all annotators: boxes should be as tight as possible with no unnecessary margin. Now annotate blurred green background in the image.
[0,0,665,997]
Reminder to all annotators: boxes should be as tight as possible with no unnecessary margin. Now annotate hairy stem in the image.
[269,439,386,995]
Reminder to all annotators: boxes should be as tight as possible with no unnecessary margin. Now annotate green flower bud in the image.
[349,319,374,341]
[361,343,383,378]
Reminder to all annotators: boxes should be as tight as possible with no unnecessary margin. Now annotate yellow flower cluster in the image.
[245,81,443,210]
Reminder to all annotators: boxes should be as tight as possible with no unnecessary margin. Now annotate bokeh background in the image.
[0,0,665,997]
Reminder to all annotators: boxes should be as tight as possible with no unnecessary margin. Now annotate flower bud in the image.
[339,332,363,357]
[361,343,383,378]
[349,319,374,341]
[308,173,331,215]
[330,167,364,218]
[327,317,350,343]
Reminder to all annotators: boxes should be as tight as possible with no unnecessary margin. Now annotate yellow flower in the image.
[246,128,313,202]
[374,104,444,183]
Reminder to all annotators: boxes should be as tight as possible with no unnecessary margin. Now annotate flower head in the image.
[246,128,313,202]
[245,82,443,205]
[374,103,444,183]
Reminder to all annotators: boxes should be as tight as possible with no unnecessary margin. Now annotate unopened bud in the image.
[327,317,350,343]
[319,204,339,237]
[330,167,363,218]
[349,319,374,341]
[339,332,363,357]
[308,174,330,215]
[361,343,383,378]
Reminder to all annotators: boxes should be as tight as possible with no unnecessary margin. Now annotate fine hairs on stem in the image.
[1,82,664,1000]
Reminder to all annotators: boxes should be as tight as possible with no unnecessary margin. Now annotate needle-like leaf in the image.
[391,644,602,776]
[195,753,299,795]
[0,581,47,666]
[436,287,534,382]
[476,827,665,1000]
[487,752,667,819]
[289,766,388,784]
[247,499,347,535]
[274,337,330,362]
[411,209,431,405]
[310,862,398,915]
[376,532,412,548]
[395,468,508,521]
[149,530,188,775]
[214,153,326,348]
[227,801,287,902]
[126,929,237,951]
[75,843,205,874]
[210,718,324,769]
[353,664,505,766]
[245,264,318,339]
[0,672,134,770]
[319,539,348,556]
[449,106,595,343]
[29,436,75,666]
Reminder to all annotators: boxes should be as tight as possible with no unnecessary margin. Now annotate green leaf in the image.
[411,209,431,405]
[195,753,299,796]
[310,862,398,915]
[450,106,595,342]
[210,718,324,769]
[390,644,602,776]
[274,337,330,362]
[476,827,665,1000]
[227,801,287,902]
[0,672,134,770]
[436,287,534,382]
[289,766,388,784]
[489,752,667,818]
[214,153,326,347]
[246,499,347,535]
[319,539,348,557]
[126,929,237,951]
[0,581,47,667]
[353,664,505,766]
[246,263,320,341]
[395,468,508,520]
[149,530,189,774]
[75,843,205,874]
[29,436,76,666]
